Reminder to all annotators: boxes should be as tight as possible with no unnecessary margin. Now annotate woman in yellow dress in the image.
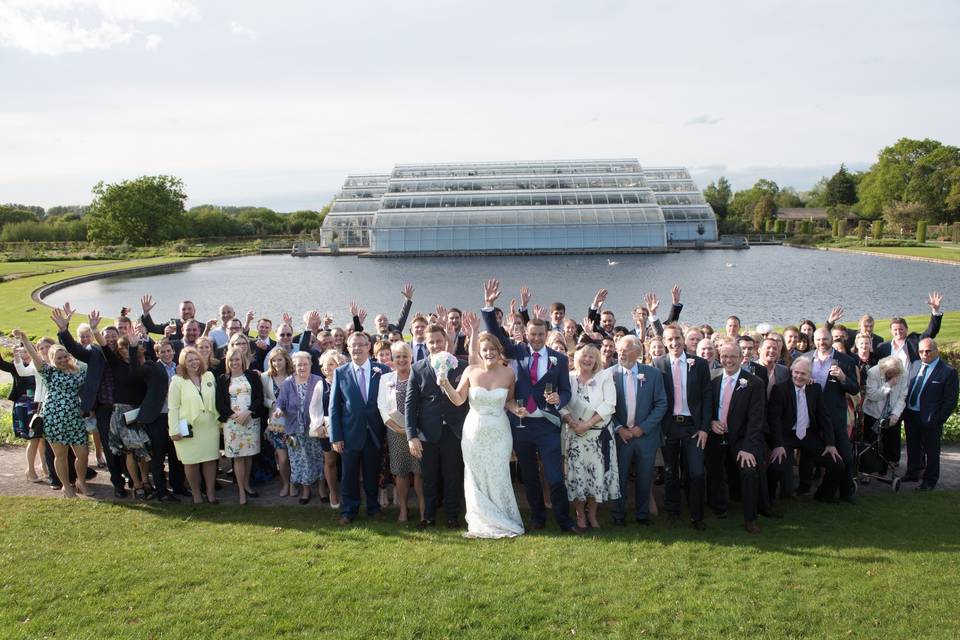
[168,346,220,504]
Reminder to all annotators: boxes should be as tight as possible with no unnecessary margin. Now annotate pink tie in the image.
[672,358,683,415]
[625,370,636,427]
[719,376,734,425]
[526,352,540,413]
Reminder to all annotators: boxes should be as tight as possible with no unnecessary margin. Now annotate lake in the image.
[44,247,959,331]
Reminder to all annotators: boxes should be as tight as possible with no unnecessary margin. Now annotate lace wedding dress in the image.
[461,387,524,539]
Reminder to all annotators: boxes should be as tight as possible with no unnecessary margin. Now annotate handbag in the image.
[13,398,36,439]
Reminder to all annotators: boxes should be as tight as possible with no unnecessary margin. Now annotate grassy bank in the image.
[0,493,958,639]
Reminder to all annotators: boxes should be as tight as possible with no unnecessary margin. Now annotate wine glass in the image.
[544,382,555,407]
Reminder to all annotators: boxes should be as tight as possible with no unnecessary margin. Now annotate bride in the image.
[438,316,524,539]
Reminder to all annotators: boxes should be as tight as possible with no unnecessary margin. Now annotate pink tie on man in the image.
[625,369,637,428]
[672,358,683,415]
[526,352,540,414]
[719,376,735,426]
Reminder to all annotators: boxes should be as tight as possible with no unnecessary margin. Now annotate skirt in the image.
[288,434,324,485]
[387,428,420,476]
[109,403,151,461]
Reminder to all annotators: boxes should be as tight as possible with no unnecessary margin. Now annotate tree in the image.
[753,195,776,231]
[804,177,829,208]
[753,179,780,198]
[87,175,187,245]
[703,177,732,218]
[0,204,38,228]
[824,164,858,207]
[857,138,960,222]
[882,201,926,233]
[775,187,803,209]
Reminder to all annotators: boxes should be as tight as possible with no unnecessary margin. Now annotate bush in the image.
[872,219,885,238]
[917,220,928,243]
[857,220,867,239]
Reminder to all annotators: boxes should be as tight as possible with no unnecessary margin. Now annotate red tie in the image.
[526,352,540,413]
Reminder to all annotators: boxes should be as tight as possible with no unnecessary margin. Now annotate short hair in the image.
[224,345,250,371]
[347,331,370,344]
[889,316,908,330]
[390,341,412,357]
[663,324,684,338]
[600,310,615,318]
[718,340,742,356]
[426,323,447,339]
[784,325,800,335]
[181,300,194,307]
[699,324,714,336]
[791,357,811,372]
[832,323,848,332]
[176,346,207,378]
[737,335,755,346]
[319,348,344,371]
[257,317,273,326]
[550,302,566,313]
[447,307,462,316]
[291,351,312,367]
[374,340,391,354]
[877,356,904,378]
[726,315,741,325]
[410,314,429,326]
[156,339,175,353]
[526,318,547,331]
[573,344,603,375]
[266,347,294,377]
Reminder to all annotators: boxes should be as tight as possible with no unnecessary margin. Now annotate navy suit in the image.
[874,313,942,364]
[808,350,859,499]
[483,308,575,530]
[610,364,667,521]
[329,359,390,519]
[903,358,959,488]
[652,353,712,523]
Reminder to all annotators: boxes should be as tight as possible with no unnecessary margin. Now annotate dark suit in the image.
[329,360,390,519]
[405,357,468,523]
[810,350,859,499]
[874,313,942,364]
[766,381,843,499]
[903,358,959,487]
[610,365,667,521]
[707,370,766,523]
[250,337,277,372]
[141,313,184,340]
[0,354,35,400]
[483,308,575,530]
[653,353,712,523]
[132,356,186,495]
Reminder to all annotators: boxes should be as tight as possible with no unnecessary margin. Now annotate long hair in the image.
[176,346,208,379]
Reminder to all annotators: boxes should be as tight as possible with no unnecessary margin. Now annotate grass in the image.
[840,245,960,263]
[0,493,958,638]
[0,259,117,278]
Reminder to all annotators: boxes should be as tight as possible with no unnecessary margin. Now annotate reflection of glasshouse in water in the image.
[320,160,717,252]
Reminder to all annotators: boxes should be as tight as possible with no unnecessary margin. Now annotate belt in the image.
[673,415,693,423]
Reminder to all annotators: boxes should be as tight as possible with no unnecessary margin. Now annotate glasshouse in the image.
[319,159,717,253]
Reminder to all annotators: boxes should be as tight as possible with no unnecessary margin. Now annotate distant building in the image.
[777,207,858,224]
[320,159,718,254]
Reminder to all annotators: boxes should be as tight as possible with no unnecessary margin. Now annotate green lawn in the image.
[0,494,958,639]
[848,245,960,263]
[0,257,191,338]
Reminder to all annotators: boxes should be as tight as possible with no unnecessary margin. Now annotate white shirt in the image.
[717,369,740,420]
[411,341,428,362]
[891,340,909,371]
[668,351,691,416]
[526,346,549,381]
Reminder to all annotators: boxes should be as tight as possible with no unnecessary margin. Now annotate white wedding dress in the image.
[461,387,524,539]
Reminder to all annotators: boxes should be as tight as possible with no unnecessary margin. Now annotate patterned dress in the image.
[386,378,420,476]
[38,363,87,446]
[564,375,620,502]
[288,382,324,486]
[222,375,261,458]
[264,376,287,451]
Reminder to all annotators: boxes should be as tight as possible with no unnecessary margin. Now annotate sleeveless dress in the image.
[461,387,524,539]
[222,375,261,458]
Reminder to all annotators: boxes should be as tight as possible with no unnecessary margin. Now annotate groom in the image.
[405,324,469,529]
[481,279,581,534]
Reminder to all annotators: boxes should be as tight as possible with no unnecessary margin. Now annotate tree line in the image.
[703,137,960,234]
[0,176,329,245]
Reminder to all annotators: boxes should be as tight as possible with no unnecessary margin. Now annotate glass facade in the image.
[321,161,717,252]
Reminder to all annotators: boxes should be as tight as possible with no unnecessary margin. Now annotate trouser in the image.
[833,423,854,498]
[862,414,902,465]
[904,410,943,488]
[705,435,761,522]
[96,403,126,489]
[45,443,77,485]
[768,434,844,499]
[145,413,187,494]
[663,429,705,522]
[512,419,573,530]
[421,427,464,523]
[611,434,658,521]
[339,432,383,519]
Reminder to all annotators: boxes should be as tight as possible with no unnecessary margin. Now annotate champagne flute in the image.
[544,382,555,408]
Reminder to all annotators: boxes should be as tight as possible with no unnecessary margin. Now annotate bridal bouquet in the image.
[430,351,459,379]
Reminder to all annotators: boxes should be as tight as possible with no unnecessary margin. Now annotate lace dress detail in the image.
[461,387,524,539]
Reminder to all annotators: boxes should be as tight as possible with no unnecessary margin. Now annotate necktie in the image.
[719,376,734,425]
[526,352,540,413]
[795,387,808,439]
[909,364,928,408]
[416,343,426,362]
[357,367,367,402]
[625,369,637,428]
[672,358,683,415]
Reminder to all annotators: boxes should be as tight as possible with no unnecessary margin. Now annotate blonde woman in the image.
[216,345,264,505]
[168,346,221,504]
[262,347,295,497]
[310,349,346,507]
[5,339,53,481]
[377,342,424,523]
[561,344,618,529]
[195,336,223,377]
[14,330,89,498]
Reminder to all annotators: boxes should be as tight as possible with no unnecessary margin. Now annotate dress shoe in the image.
[50,481,63,490]
[173,489,192,498]
[691,520,707,531]
[446,519,460,529]
[795,486,811,496]
[813,492,838,504]
[760,510,783,519]
[744,521,761,534]
[635,518,652,526]
[612,518,626,526]
[338,516,353,526]
[85,468,98,480]
[529,521,546,531]
[564,526,586,535]
[113,487,129,498]
[298,496,311,505]
[713,510,728,520]
[157,493,181,503]
[416,519,436,530]
[900,474,920,483]
[916,484,934,492]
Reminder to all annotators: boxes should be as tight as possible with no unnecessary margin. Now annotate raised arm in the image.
[921,291,943,339]
[12,330,41,368]
[666,284,683,324]
[481,278,522,360]
[395,283,414,332]
[139,295,168,335]
[438,366,471,406]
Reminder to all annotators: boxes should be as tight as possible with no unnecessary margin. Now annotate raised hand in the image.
[245,310,255,324]
[88,308,101,330]
[12,328,27,342]
[307,310,322,330]
[827,305,844,324]
[401,283,415,300]
[519,286,532,309]
[322,313,334,328]
[583,317,597,337]
[205,319,218,333]
[357,308,368,326]
[483,278,502,306]
[281,312,293,326]
[163,324,177,338]
[532,304,546,320]
[435,304,447,321]
[135,323,149,339]
[592,288,608,309]
[462,311,478,335]
[140,295,156,315]
[63,302,76,323]
[671,284,682,305]
[348,301,359,317]
[509,298,517,315]
[50,307,70,332]
[927,291,943,313]
[644,292,660,316]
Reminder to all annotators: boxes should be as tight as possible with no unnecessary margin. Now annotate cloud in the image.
[0,0,198,55]
[230,21,259,41]
[145,33,162,50]
[684,114,722,126]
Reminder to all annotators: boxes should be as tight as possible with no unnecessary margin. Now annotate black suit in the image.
[652,353,712,523]
[766,381,843,499]
[903,358,959,488]
[707,370,765,523]
[250,337,277,372]
[131,355,186,495]
[141,313,184,340]
[874,313,942,364]
[811,350,860,499]
[404,358,468,523]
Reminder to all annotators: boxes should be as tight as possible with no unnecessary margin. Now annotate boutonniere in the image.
[371,368,381,376]
[637,373,646,387]
[548,356,558,368]
[687,359,695,370]
[737,378,748,390]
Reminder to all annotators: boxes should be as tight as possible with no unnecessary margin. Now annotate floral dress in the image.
[564,375,620,502]
[287,381,323,486]
[387,378,420,476]
[38,363,87,446]
[222,375,261,458]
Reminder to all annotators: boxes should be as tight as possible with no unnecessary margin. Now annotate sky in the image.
[1,0,958,212]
